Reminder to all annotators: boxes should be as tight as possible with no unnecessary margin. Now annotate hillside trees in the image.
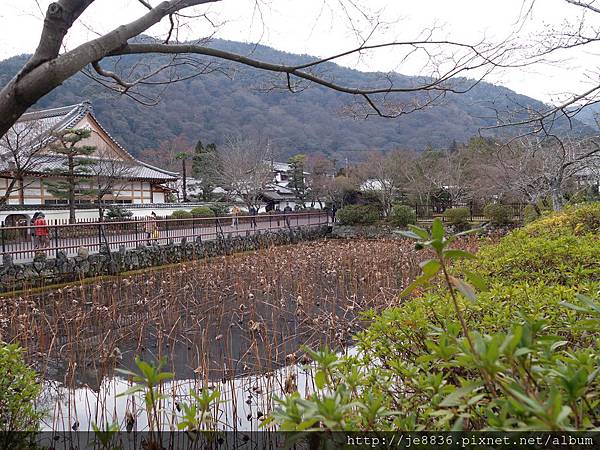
[0,0,516,141]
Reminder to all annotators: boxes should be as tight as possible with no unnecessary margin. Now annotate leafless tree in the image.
[0,120,53,207]
[357,150,404,216]
[490,135,600,210]
[86,158,134,220]
[0,1,518,140]
[214,136,272,210]
[483,0,600,136]
[306,155,335,209]
[419,148,473,205]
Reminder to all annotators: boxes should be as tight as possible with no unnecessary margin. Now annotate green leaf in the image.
[454,227,484,237]
[420,259,441,276]
[431,218,444,240]
[398,231,423,240]
[116,385,144,397]
[400,273,435,297]
[407,225,429,239]
[439,384,480,407]
[315,370,327,390]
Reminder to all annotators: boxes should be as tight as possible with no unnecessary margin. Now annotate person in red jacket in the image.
[33,212,49,250]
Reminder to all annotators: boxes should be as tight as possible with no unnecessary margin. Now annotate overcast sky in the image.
[0,0,597,104]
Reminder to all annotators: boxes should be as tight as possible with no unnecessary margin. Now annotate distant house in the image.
[183,161,310,211]
[0,102,179,224]
[262,161,309,210]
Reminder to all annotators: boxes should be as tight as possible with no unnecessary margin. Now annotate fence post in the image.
[98,222,102,251]
[54,224,60,258]
[469,201,474,222]
[1,222,5,254]
[135,219,139,244]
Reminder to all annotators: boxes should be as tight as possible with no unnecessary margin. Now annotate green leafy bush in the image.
[271,203,600,431]
[388,204,416,227]
[336,205,380,226]
[189,206,215,218]
[443,207,470,229]
[105,205,133,220]
[483,203,512,226]
[170,210,192,219]
[0,344,43,432]
[209,203,230,217]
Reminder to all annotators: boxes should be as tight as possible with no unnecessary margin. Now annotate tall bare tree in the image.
[485,0,600,135]
[0,1,516,140]
[0,120,52,207]
[357,150,402,216]
[306,155,335,209]
[214,136,272,210]
[86,158,134,220]
[490,135,600,210]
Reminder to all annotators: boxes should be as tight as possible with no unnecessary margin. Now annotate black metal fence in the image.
[0,211,330,262]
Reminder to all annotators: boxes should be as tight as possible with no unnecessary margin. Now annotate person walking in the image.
[249,206,258,229]
[231,206,240,228]
[145,211,158,244]
[33,212,49,252]
[283,203,293,227]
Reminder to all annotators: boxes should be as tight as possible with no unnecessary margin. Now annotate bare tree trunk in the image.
[68,156,76,224]
[550,184,564,211]
[182,159,188,202]
[0,177,19,206]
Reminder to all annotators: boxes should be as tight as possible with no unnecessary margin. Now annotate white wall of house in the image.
[1,176,170,206]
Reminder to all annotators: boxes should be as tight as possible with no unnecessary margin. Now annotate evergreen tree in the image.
[288,154,308,207]
[175,151,191,202]
[45,129,96,223]
[192,140,219,201]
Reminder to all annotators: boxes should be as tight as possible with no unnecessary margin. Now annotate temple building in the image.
[0,102,179,224]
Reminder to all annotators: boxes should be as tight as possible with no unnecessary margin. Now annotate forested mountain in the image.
[0,39,590,162]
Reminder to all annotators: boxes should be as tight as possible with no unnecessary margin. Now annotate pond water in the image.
[2,239,420,432]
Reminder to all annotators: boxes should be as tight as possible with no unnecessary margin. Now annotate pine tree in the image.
[45,128,96,223]
[191,140,219,201]
[288,154,308,207]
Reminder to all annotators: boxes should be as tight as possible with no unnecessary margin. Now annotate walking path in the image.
[2,214,329,263]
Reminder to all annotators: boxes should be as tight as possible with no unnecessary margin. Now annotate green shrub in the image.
[483,203,512,226]
[104,206,133,220]
[209,203,230,217]
[189,206,215,218]
[336,205,380,225]
[0,344,43,433]
[170,210,192,219]
[388,204,416,227]
[271,204,600,432]
[443,207,470,229]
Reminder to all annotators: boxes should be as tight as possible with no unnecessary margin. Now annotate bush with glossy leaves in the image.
[268,203,600,432]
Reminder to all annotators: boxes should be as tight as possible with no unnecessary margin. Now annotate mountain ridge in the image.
[0,39,589,161]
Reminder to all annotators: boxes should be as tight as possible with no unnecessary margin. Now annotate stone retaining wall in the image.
[0,226,330,292]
